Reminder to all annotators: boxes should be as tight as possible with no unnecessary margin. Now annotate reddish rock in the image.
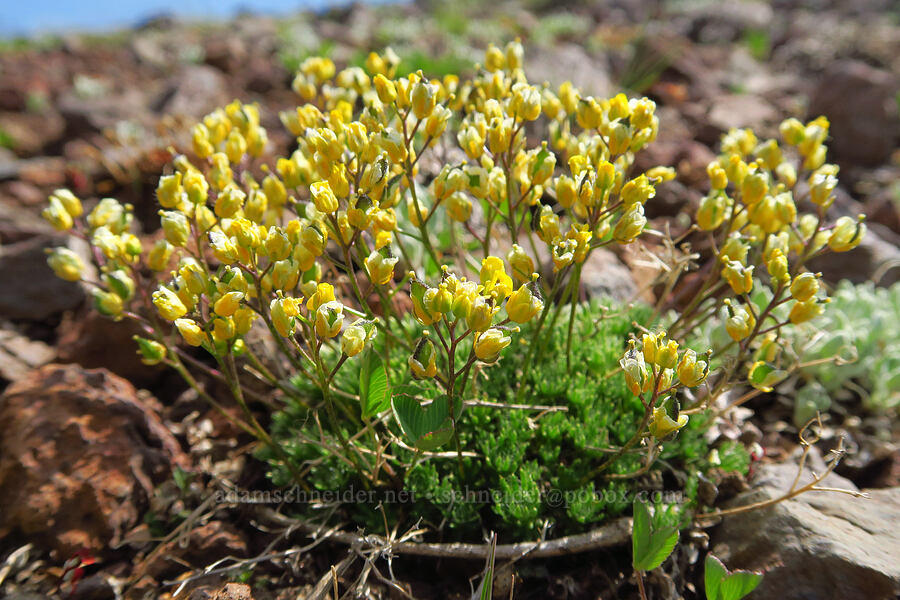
[0,364,188,556]
[56,309,164,386]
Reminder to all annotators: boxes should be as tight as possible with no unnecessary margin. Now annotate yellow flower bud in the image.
[310,180,339,214]
[474,328,512,363]
[648,406,688,439]
[208,230,239,264]
[575,97,602,129]
[364,250,398,285]
[374,74,398,104]
[314,301,343,338]
[183,169,209,205]
[779,117,805,145]
[264,226,292,261]
[42,197,74,231]
[828,216,866,252]
[174,318,207,347]
[93,290,124,317]
[51,189,83,218]
[87,198,129,232]
[46,247,84,282]
[341,322,369,357]
[507,244,535,283]
[215,185,245,219]
[409,337,438,379]
[790,272,820,302]
[233,307,256,335]
[300,222,328,256]
[480,256,513,300]
[697,192,729,231]
[612,204,647,243]
[211,316,235,343]
[485,43,505,72]
[656,339,679,369]
[159,210,190,247]
[621,174,656,207]
[740,170,768,206]
[446,191,472,222]
[306,282,335,312]
[268,297,293,337]
[457,124,484,159]
[555,175,577,209]
[677,349,709,387]
[722,259,754,295]
[378,129,407,162]
[411,80,437,120]
[789,298,827,324]
[620,344,648,396]
[707,162,728,190]
[228,217,262,249]
[766,248,790,286]
[725,301,756,341]
[466,296,494,332]
[212,291,243,317]
[511,83,541,121]
[153,286,188,321]
[506,280,543,323]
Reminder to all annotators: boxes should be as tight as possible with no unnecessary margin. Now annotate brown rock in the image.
[0,364,187,556]
[56,309,164,386]
[213,583,255,600]
[809,60,900,167]
[0,234,84,321]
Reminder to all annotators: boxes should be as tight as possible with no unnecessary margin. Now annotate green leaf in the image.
[359,350,391,419]
[632,500,679,571]
[472,533,497,600]
[392,392,454,451]
[705,554,762,600]
[705,554,727,600]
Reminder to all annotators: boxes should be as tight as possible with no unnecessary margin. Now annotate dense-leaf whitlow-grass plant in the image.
[43,41,865,542]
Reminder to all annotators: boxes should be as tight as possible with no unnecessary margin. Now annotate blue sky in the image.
[0,0,364,38]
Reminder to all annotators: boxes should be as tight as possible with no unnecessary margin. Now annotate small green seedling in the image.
[704,554,762,600]
[631,500,680,599]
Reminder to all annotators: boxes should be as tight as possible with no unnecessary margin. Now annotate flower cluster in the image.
[620,332,711,439]
[40,39,866,495]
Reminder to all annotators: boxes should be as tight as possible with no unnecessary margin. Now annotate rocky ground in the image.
[0,0,899,598]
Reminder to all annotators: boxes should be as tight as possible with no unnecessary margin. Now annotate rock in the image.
[808,60,900,167]
[213,583,255,600]
[0,328,54,384]
[807,223,900,287]
[679,1,774,43]
[158,65,229,119]
[706,93,778,133]
[0,234,84,321]
[710,456,900,600]
[0,364,188,556]
[525,44,611,98]
[56,309,164,386]
[578,248,639,303]
[58,89,149,137]
[0,110,65,156]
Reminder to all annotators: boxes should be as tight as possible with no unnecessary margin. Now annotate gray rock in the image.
[710,456,900,600]
[158,64,229,119]
[526,44,611,98]
[707,93,778,133]
[0,328,54,383]
[579,248,639,303]
[808,223,900,287]
[0,234,84,320]
[809,60,900,167]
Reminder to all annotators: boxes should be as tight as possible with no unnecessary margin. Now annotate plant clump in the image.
[42,40,865,545]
